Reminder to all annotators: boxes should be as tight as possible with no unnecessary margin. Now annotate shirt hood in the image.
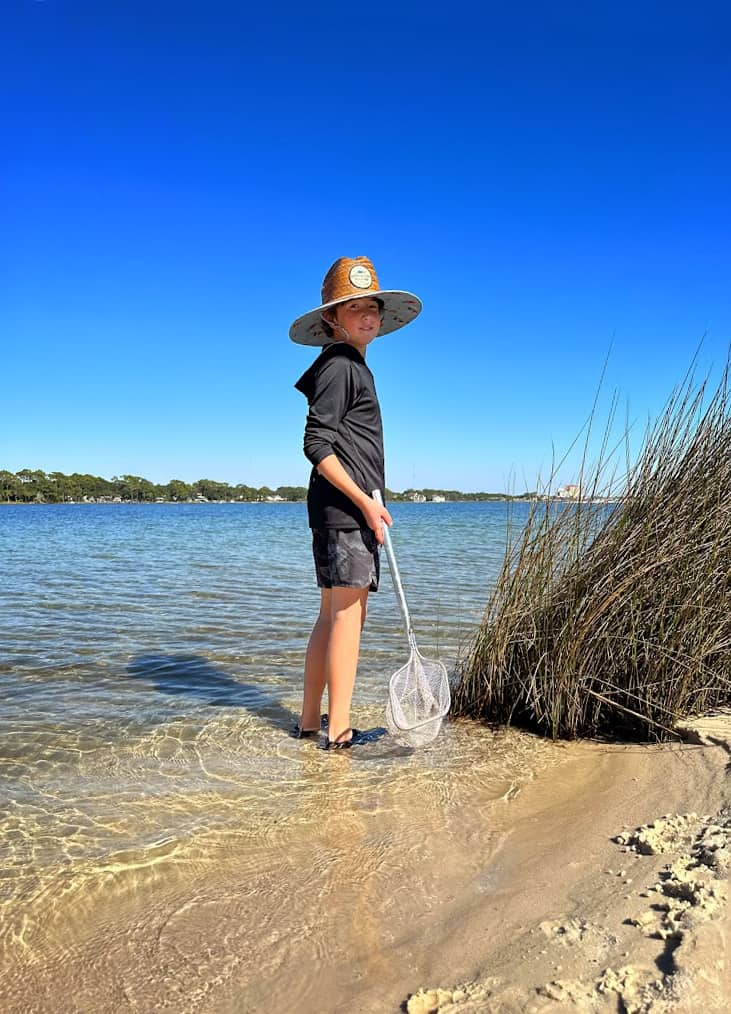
[294,342,366,400]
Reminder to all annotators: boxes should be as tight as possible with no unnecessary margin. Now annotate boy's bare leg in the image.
[300,589,332,730]
[326,586,369,742]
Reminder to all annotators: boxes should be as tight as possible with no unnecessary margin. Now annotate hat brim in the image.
[289,290,422,346]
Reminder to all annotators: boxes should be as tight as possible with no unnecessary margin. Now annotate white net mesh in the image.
[386,640,451,748]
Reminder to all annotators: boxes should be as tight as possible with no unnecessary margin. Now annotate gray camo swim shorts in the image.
[312,527,380,592]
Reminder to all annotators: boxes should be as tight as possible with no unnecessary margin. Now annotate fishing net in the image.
[373,488,451,748]
[386,636,451,748]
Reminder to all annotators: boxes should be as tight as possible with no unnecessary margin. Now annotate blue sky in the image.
[4,1,730,492]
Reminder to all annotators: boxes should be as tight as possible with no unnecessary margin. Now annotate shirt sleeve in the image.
[303,357,355,467]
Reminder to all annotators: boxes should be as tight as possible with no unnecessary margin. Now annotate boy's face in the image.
[333,298,383,349]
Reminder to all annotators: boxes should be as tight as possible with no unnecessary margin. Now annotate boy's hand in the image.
[362,497,392,545]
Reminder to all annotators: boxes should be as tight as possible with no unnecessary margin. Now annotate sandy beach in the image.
[2,711,728,1014]
[405,714,731,1014]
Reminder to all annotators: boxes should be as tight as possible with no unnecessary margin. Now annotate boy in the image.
[290,255,422,749]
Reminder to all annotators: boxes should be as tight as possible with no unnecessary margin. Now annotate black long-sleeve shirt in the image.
[294,343,385,530]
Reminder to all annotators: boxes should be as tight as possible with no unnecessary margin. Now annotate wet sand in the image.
[2,714,729,1014]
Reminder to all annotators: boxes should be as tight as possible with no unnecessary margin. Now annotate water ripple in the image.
[0,501,560,1007]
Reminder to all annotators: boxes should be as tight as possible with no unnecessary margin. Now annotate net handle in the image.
[372,489,413,638]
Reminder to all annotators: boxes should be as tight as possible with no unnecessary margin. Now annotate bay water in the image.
[0,501,564,1012]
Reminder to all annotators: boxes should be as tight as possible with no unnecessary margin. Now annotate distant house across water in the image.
[557,484,581,499]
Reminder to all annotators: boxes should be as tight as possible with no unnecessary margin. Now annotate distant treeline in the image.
[0,470,534,504]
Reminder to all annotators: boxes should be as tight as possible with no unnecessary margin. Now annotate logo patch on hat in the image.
[349,264,372,289]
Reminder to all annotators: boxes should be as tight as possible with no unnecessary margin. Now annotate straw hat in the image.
[289,255,422,346]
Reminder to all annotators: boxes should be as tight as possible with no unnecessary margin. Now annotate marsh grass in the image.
[453,358,731,740]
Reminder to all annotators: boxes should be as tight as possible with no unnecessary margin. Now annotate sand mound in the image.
[405,982,496,1014]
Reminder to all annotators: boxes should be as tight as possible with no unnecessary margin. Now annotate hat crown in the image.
[321,256,380,305]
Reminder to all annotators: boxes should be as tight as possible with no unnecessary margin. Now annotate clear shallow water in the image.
[0,501,563,1011]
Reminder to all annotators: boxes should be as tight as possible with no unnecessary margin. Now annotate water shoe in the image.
[324,727,386,750]
[290,714,328,740]
[324,727,359,750]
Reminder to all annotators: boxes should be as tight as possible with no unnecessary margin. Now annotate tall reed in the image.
[453,359,731,740]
